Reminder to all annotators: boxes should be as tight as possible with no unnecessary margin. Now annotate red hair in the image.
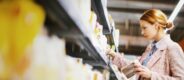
[140,9,173,29]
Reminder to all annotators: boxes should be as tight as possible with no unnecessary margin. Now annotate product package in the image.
[121,60,140,78]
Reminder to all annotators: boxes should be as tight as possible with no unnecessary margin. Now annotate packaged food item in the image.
[110,64,128,80]
[92,70,103,80]
[30,34,65,80]
[89,11,97,30]
[121,60,140,78]
[102,69,110,80]
[0,1,45,79]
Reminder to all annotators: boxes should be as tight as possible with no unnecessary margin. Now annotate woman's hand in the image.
[106,49,126,68]
[106,49,117,60]
[134,62,152,79]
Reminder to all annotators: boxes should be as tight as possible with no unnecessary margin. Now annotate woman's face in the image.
[140,20,158,40]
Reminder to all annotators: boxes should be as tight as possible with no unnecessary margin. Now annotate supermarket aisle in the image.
[0,0,122,80]
[0,0,184,80]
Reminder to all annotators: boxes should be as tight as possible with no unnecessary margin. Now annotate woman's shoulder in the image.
[163,35,180,49]
[166,39,180,50]
[166,39,184,56]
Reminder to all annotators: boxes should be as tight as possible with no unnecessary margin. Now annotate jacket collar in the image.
[148,34,170,51]
[140,34,171,68]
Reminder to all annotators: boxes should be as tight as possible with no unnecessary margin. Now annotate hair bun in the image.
[166,21,174,29]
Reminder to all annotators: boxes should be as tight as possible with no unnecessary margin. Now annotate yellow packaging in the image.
[0,1,45,79]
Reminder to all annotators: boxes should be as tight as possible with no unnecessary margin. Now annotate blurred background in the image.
[107,0,184,55]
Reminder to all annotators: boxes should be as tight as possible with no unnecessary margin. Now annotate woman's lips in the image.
[143,35,148,38]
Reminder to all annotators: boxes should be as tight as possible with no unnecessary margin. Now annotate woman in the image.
[108,9,184,80]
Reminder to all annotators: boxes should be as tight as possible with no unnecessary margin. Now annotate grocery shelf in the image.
[111,28,119,52]
[36,0,108,66]
[77,37,108,66]
[92,0,111,34]
[91,0,120,63]
[91,0,119,52]
[109,64,128,80]
[36,0,123,80]
[106,29,119,52]
[39,1,84,38]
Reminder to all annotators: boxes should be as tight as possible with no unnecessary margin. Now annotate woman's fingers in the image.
[134,64,146,73]
[133,62,142,68]
[136,71,144,76]
[134,65,152,79]
[106,50,116,58]
[134,67,144,72]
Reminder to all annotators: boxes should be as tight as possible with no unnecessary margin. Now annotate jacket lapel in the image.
[147,45,166,68]
[142,35,170,68]
[139,45,151,63]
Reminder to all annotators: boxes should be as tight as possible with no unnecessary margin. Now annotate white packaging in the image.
[28,30,66,80]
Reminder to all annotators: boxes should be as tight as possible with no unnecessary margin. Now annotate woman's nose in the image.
[141,30,144,35]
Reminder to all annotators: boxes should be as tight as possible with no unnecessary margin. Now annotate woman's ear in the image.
[154,23,160,30]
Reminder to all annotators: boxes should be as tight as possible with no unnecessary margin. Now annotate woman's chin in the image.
[144,36,152,40]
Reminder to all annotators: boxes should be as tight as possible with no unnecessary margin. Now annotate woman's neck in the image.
[154,31,166,42]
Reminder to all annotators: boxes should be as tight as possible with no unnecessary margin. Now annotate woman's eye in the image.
[142,27,146,30]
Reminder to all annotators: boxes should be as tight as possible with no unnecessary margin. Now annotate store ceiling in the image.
[107,0,184,55]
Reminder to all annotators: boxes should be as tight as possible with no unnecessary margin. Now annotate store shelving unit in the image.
[107,28,119,52]
[91,0,119,52]
[91,0,111,34]
[36,0,124,80]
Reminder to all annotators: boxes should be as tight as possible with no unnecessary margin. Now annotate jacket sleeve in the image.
[111,44,151,69]
[112,53,130,68]
[151,43,184,80]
